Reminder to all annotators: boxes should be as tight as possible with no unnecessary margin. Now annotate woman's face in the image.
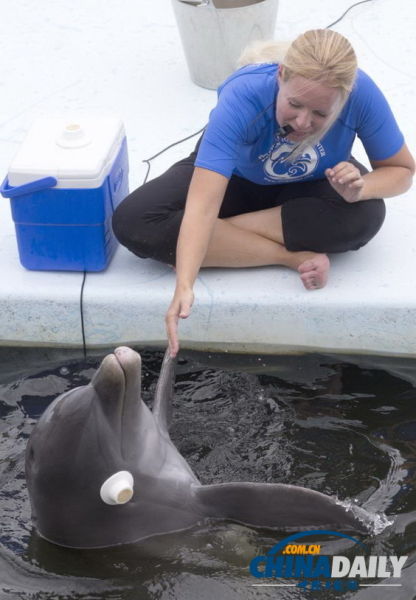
[276,69,341,142]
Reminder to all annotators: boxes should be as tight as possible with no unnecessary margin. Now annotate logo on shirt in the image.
[261,140,324,182]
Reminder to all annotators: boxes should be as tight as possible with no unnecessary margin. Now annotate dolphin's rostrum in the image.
[25,347,368,548]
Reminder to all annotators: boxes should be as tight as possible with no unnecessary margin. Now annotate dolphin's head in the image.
[25,347,199,548]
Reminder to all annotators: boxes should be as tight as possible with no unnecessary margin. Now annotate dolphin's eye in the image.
[100,471,134,505]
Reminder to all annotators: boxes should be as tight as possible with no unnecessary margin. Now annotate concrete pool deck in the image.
[0,0,415,358]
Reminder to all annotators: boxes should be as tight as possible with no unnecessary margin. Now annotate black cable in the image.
[326,0,374,29]
[142,126,206,185]
[80,270,87,359]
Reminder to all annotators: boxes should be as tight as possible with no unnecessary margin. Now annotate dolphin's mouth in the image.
[114,346,139,372]
[113,346,141,397]
[89,348,140,438]
[113,350,128,385]
[92,347,137,396]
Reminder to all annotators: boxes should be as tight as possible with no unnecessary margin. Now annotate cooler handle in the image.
[0,175,57,198]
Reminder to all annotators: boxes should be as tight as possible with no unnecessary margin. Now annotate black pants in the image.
[112,147,386,266]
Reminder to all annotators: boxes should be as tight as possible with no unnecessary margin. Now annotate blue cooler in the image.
[0,116,129,271]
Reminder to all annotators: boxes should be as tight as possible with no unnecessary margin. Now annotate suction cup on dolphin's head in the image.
[100,471,134,505]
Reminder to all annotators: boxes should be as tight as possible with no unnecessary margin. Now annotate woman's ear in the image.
[278,64,285,81]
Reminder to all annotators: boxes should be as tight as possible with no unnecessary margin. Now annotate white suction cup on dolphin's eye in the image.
[100,471,134,505]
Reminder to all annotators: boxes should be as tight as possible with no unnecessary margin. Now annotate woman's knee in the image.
[112,190,148,251]
[113,161,193,261]
[335,198,386,252]
[282,196,386,253]
[112,189,183,264]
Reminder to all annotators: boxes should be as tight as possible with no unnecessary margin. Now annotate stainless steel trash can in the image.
[171,0,279,89]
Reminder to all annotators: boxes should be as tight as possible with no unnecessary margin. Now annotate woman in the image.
[112,29,414,357]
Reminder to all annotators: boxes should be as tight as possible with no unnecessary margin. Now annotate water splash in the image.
[335,497,393,536]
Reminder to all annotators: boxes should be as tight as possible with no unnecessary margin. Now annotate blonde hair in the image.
[238,29,357,97]
[237,39,290,67]
[237,30,358,158]
[281,29,357,99]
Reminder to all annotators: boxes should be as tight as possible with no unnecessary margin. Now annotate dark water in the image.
[0,347,416,599]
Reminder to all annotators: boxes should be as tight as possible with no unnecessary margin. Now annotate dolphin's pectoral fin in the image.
[152,350,176,432]
[195,482,368,533]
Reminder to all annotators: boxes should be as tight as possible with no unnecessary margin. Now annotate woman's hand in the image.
[165,286,194,358]
[325,162,364,203]
[164,167,228,358]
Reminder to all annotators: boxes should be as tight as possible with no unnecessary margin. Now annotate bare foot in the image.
[297,254,330,290]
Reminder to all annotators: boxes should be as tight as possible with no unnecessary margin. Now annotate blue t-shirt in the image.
[194,64,404,185]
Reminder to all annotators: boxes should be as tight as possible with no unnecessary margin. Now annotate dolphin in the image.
[25,347,368,549]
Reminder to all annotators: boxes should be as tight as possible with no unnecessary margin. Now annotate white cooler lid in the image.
[7,116,126,189]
